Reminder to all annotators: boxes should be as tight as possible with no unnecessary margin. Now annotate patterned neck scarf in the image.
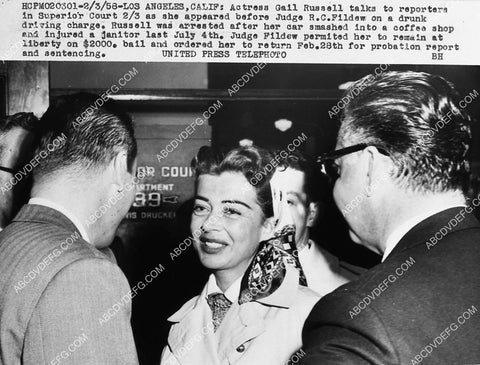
[238,217,307,305]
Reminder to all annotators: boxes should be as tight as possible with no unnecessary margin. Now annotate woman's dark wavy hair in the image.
[192,145,274,218]
[339,71,473,194]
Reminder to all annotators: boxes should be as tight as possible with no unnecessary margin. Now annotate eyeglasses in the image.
[317,143,389,183]
[0,166,16,174]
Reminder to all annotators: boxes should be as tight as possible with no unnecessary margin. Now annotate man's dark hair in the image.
[339,71,472,194]
[34,93,137,179]
[0,112,38,133]
[0,113,39,157]
[276,150,329,205]
[192,145,274,218]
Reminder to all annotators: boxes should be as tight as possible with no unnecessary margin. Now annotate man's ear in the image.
[112,151,129,191]
[364,146,384,197]
[260,216,276,241]
[307,202,320,228]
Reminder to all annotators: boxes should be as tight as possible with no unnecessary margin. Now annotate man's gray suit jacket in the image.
[0,204,138,364]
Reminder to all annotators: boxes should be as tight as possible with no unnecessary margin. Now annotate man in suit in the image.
[0,112,38,230]
[0,94,139,364]
[301,71,480,364]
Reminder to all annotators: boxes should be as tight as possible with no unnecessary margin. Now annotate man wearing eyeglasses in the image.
[0,113,38,230]
[300,71,480,364]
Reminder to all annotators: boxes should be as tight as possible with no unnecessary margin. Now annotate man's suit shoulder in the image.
[301,217,480,364]
[0,219,120,318]
[1,220,114,266]
[0,215,137,364]
[335,222,480,299]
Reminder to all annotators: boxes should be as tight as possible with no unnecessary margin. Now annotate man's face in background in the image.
[272,167,318,248]
[0,127,36,227]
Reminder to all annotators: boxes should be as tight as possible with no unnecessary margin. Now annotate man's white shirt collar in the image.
[206,273,242,303]
[382,203,466,262]
[28,197,90,243]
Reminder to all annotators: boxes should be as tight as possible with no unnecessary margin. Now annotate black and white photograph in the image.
[1,1,480,365]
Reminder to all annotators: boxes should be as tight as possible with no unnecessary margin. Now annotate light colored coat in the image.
[299,240,351,296]
[0,204,138,365]
[160,267,320,365]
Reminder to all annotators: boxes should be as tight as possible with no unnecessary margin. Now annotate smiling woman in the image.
[160,145,320,365]
[190,147,274,290]
[191,172,267,285]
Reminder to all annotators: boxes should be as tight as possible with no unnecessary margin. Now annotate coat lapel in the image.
[216,300,268,362]
[167,267,302,364]
[167,286,219,365]
[216,266,300,363]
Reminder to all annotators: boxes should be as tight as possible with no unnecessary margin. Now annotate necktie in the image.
[206,293,232,332]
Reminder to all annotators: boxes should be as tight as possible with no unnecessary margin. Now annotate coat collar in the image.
[12,204,79,234]
[387,206,480,260]
[253,264,300,308]
[168,287,205,323]
[168,265,301,324]
[166,284,219,364]
[166,266,302,364]
[10,204,114,260]
[28,198,90,242]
